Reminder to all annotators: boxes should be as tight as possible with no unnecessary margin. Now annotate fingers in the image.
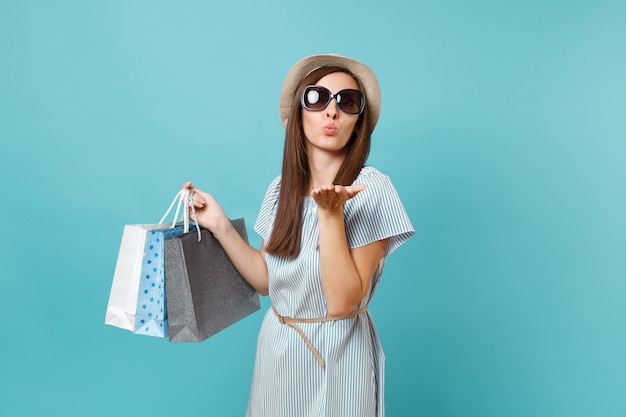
[311,184,365,213]
[311,184,365,198]
[345,183,366,198]
[182,181,209,207]
[192,193,206,208]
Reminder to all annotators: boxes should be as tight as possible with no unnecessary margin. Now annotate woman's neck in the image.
[306,148,346,195]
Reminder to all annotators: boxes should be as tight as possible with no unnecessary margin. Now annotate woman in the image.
[184,54,414,417]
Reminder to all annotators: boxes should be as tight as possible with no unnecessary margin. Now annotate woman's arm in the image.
[210,222,269,296]
[313,184,388,317]
[184,182,269,295]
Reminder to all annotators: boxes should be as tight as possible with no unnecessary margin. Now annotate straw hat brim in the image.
[279,54,381,131]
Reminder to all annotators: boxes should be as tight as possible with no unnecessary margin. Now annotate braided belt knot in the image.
[271,304,368,367]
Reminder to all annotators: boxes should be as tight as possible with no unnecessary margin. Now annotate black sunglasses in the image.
[301,85,365,115]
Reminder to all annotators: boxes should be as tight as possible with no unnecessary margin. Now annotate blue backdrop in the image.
[1,1,624,416]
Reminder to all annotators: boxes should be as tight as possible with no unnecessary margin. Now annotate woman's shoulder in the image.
[347,165,407,214]
[268,174,282,189]
[261,175,282,203]
[355,165,393,189]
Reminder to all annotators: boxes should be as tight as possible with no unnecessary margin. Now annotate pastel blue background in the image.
[1,1,624,416]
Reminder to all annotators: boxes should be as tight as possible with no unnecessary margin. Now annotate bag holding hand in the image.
[105,189,198,335]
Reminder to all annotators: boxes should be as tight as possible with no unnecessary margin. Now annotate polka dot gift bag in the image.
[132,224,192,337]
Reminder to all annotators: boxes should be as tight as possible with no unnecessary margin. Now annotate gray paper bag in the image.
[164,218,260,342]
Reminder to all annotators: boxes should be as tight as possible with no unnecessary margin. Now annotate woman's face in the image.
[301,71,361,157]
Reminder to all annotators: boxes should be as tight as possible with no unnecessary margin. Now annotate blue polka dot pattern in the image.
[133,225,191,337]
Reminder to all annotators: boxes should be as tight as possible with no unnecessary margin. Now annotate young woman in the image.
[184,54,414,417]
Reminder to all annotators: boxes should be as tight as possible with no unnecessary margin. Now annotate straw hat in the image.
[279,54,381,131]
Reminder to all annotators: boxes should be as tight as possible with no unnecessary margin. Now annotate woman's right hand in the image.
[182,182,229,236]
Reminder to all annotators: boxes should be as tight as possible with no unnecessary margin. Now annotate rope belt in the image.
[271,304,369,367]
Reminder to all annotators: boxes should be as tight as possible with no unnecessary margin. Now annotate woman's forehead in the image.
[314,72,360,91]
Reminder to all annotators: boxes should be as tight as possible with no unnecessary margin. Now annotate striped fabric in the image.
[247,166,414,417]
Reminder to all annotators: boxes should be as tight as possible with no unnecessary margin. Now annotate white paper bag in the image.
[105,223,171,330]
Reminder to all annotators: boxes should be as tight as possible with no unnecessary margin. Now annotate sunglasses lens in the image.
[336,90,364,114]
[301,85,364,114]
[303,86,330,110]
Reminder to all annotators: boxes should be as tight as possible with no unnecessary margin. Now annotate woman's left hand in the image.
[311,183,365,213]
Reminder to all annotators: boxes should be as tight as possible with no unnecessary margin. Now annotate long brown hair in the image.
[265,66,374,258]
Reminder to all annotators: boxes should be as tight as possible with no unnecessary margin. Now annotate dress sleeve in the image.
[344,169,415,257]
[254,176,281,241]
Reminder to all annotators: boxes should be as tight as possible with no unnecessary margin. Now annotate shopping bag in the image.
[105,223,172,330]
[133,224,193,337]
[105,189,199,332]
[165,219,261,342]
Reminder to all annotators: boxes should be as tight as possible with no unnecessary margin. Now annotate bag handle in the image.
[158,189,202,241]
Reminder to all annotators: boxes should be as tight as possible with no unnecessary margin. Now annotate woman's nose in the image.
[326,100,339,119]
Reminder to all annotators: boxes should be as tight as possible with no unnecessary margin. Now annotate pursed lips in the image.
[323,123,337,135]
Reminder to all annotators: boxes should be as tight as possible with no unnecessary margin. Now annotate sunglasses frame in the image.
[300,85,365,115]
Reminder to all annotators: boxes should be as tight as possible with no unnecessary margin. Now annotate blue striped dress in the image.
[246,166,415,417]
